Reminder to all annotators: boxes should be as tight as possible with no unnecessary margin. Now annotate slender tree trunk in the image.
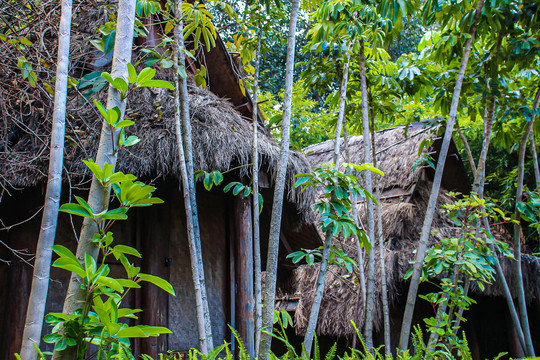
[512,87,540,357]
[52,1,136,358]
[175,5,214,349]
[358,39,376,351]
[173,3,213,352]
[370,125,390,356]
[456,121,476,173]
[19,1,72,358]
[457,107,527,352]
[344,121,366,350]
[303,48,351,356]
[398,0,486,349]
[530,132,540,189]
[252,31,263,356]
[258,1,300,358]
[483,217,527,351]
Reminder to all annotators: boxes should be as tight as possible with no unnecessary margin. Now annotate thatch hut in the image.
[0,2,318,358]
[278,123,540,358]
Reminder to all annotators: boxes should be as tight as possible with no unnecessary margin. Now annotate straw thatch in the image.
[0,1,314,216]
[289,124,540,338]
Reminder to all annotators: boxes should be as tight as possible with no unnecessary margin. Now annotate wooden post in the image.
[234,195,255,357]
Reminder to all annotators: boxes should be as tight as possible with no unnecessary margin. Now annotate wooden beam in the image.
[233,196,255,357]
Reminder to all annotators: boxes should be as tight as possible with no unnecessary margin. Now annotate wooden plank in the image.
[234,196,255,357]
[227,199,236,354]
[140,205,170,357]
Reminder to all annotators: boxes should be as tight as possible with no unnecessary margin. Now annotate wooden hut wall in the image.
[0,180,233,357]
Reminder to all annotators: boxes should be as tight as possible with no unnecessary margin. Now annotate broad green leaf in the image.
[59,203,93,218]
[123,136,140,147]
[138,273,175,295]
[100,207,128,220]
[117,326,148,338]
[127,63,137,84]
[116,279,141,289]
[137,79,174,90]
[136,67,156,85]
[113,244,142,258]
[52,261,86,278]
[95,276,124,292]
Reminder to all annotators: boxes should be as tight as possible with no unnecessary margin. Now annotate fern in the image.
[325,343,337,360]
[313,334,321,360]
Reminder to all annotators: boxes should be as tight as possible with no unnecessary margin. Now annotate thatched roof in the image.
[287,124,540,338]
[0,1,314,217]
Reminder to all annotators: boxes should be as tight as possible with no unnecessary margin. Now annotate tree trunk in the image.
[344,120,366,349]
[52,1,136,358]
[358,39,376,352]
[371,125,390,356]
[530,132,540,189]
[398,0,486,349]
[258,1,300,358]
[252,32,263,356]
[483,217,527,352]
[19,0,73,358]
[303,48,351,356]
[173,3,213,352]
[456,121,476,173]
[512,86,540,357]
[457,101,528,352]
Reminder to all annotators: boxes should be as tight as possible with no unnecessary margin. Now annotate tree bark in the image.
[512,86,540,357]
[173,3,213,352]
[252,32,263,356]
[358,39,376,352]
[371,125,390,356]
[258,1,300,358]
[398,0,486,349]
[19,0,72,358]
[530,132,540,189]
[303,48,351,356]
[344,120,366,349]
[356,40,376,351]
[52,1,136,358]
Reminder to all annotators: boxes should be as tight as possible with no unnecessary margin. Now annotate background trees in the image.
[4,0,540,356]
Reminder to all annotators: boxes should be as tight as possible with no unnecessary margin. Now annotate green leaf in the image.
[59,203,94,218]
[223,182,237,193]
[137,79,174,90]
[127,63,137,84]
[84,252,97,278]
[101,72,114,85]
[83,159,103,180]
[117,326,149,338]
[114,120,135,129]
[52,259,87,278]
[100,207,128,220]
[232,183,244,196]
[131,197,164,207]
[212,171,223,186]
[138,325,173,336]
[116,279,141,289]
[203,172,213,191]
[123,136,140,147]
[136,67,156,85]
[138,273,175,295]
[43,333,63,343]
[113,244,142,258]
[95,276,124,292]
[113,78,128,92]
